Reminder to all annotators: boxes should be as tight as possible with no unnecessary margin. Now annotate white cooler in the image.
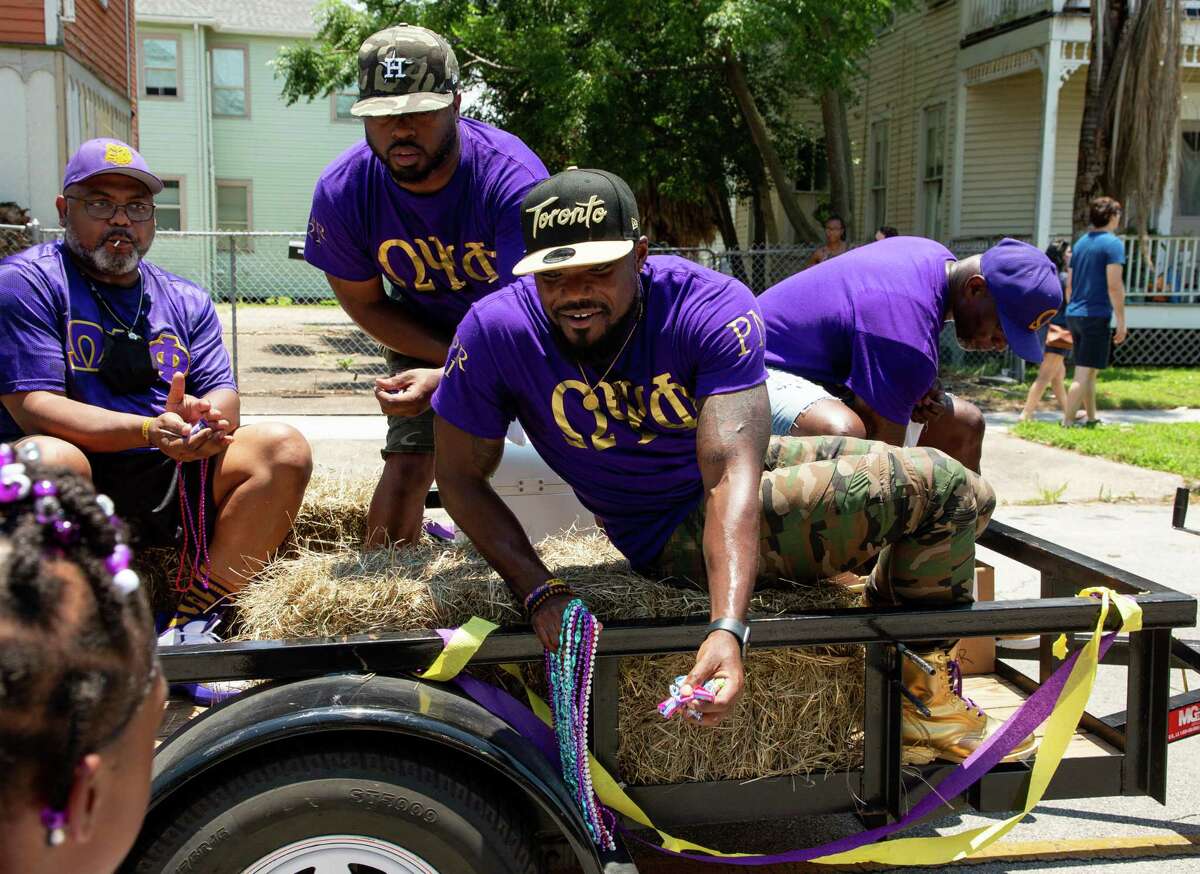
[432,424,594,544]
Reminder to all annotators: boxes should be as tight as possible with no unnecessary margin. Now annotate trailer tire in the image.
[122,739,540,874]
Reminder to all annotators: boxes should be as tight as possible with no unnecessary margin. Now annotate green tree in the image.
[277,1,902,246]
[1073,1,1182,234]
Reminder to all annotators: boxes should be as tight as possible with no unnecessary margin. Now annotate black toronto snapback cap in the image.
[353,24,460,117]
[513,168,642,276]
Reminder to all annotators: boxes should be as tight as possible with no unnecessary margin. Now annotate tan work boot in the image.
[900,647,1038,765]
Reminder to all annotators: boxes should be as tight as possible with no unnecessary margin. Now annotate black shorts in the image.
[87,450,218,550]
[381,348,436,458]
[1067,315,1112,370]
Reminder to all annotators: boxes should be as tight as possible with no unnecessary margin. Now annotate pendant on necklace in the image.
[582,391,600,412]
[127,331,140,340]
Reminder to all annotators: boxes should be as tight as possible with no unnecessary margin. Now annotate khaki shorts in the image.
[381,348,436,457]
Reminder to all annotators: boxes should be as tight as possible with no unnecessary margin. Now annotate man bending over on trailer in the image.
[0,139,313,703]
[431,168,1034,764]
[758,237,1062,472]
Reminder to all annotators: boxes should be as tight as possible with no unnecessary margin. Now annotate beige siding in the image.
[735,1,961,244]
[848,4,960,239]
[959,70,1042,237]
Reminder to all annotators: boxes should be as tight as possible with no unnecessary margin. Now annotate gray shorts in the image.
[766,367,836,435]
[382,348,435,457]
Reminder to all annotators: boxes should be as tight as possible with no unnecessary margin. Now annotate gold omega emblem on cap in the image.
[1028,309,1056,331]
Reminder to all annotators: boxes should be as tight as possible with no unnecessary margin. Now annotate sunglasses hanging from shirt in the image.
[88,278,160,394]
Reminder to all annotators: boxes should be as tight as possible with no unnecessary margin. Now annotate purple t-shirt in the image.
[431,256,768,568]
[0,241,236,447]
[759,236,955,424]
[305,117,549,338]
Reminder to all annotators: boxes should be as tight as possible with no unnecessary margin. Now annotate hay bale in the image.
[235,530,865,784]
[287,470,377,552]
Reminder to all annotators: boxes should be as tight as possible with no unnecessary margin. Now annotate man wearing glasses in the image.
[0,139,312,700]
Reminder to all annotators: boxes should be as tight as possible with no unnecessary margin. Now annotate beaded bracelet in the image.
[524,579,573,617]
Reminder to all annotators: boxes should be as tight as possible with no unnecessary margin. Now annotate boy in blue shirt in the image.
[1064,197,1127,425]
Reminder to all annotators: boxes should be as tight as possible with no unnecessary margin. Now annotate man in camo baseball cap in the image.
[352,24,460,117]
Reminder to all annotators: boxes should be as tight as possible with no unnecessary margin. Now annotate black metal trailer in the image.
[122,521,1198,874]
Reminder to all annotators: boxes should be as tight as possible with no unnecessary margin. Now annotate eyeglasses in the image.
[65,196,156,223]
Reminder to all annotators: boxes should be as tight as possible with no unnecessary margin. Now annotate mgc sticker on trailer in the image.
[1168,701,1200,742]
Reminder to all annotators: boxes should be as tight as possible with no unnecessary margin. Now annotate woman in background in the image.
[806,214,850,266]
[1019,241,1073,422]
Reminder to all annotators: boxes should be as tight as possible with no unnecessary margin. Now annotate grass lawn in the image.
[943,367,1200,412]
[1012,420,1200,481]
[1090,367,1200,409]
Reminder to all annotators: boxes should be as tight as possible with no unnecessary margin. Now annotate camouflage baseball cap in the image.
[352,24,460,117]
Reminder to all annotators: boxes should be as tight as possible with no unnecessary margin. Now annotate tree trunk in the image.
[750,185,767,292]
[821,88,855,239]
[724,53,823,244]
[706,179,750,286]
[1071,0,1130,233]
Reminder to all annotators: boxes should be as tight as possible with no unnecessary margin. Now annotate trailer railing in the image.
[159,520,1196,828]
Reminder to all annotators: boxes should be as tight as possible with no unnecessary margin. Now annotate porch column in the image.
[1033,41,1063,248]
[950,72,968,239]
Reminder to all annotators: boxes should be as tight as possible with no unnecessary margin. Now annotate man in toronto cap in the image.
[431,167,1035,764]
[0,139,313,701]
[305,23,548,548]
[757,237,1063,472]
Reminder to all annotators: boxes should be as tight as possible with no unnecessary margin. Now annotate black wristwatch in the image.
[706,617,750,659]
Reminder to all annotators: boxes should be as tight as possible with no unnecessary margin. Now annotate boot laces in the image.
[948,659,985,717]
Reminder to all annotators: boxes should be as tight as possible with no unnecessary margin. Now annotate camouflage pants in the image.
[653,436,996,607]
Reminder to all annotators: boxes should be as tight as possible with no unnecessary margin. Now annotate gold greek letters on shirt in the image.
[551,372,696,450]
[376,236,499,292]
[462,243,500,283]
[726,309,766,357]
[444,338,468,376]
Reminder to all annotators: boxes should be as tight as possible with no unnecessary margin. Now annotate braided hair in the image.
[0,444,156,813]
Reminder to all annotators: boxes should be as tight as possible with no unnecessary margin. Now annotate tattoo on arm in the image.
[696,385,771,474]
[469,434,503,478]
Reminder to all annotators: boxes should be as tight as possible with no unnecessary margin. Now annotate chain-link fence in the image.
[3,225,1198,409]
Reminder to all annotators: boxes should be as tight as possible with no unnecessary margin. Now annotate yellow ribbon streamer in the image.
[430,588,1142,864]
[417,616,499,681]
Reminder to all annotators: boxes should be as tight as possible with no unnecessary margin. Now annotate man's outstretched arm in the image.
[433,416,570,650]
[683,383,770,725]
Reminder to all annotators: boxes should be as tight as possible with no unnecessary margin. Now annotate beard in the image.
[372,122,458,185]
[554,293,642,366]
[64,224,146,277]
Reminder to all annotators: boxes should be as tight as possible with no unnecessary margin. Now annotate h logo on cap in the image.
[104,144,134,166]
[382,55,412,80]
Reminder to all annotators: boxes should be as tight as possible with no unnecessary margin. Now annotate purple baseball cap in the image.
[980,238,1063,364]
[62,138,163,195]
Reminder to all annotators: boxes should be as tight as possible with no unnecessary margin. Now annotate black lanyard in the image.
[87,274,147,340]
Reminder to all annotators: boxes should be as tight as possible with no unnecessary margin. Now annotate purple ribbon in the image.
[433,628,1115,865]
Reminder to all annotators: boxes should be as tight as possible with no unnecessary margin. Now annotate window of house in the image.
[216,181,252,251]
[795,136,829,193]
[156,179,183,230]
[211,47,248,117]
[333,83,358,120]
[921,104,947,239]
[1178,130,1200,217]
[869,120,889,228]
[143,37,180,98]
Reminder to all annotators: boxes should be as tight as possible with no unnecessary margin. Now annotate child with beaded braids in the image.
[0,442,164,874]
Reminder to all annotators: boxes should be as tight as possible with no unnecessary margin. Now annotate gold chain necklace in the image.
[575,296,643,412]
